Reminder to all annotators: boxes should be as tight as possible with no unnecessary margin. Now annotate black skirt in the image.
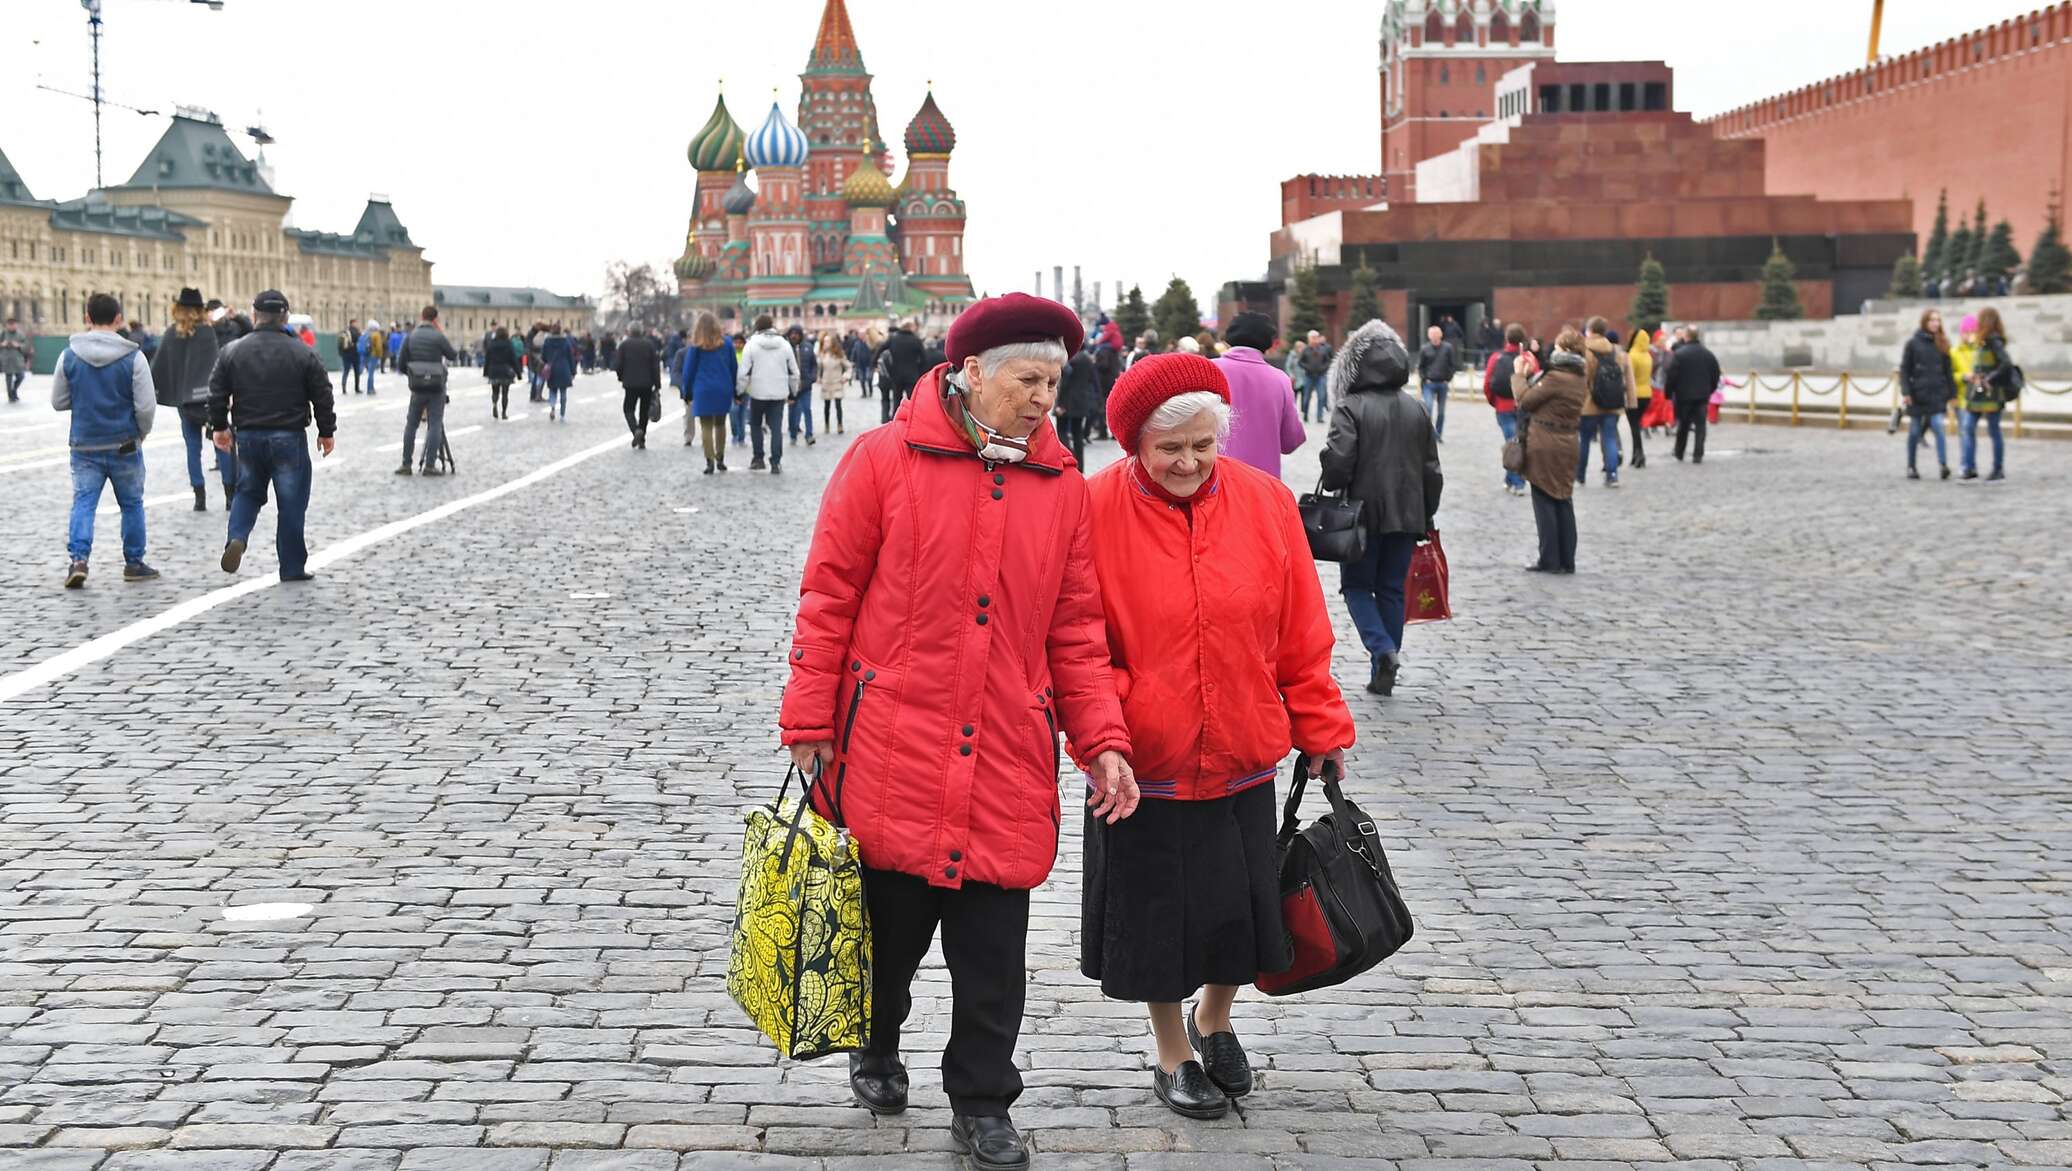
[1080,781,1289,1003]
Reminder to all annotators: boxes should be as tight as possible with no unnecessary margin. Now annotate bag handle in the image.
[1280,754,1382,868]
[774,761,825,870]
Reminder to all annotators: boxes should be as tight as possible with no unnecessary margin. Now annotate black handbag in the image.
[1255,755,1414,997]
[1297,479,1366,562]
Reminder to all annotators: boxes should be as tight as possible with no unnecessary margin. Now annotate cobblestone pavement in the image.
[1,374,2068,1171]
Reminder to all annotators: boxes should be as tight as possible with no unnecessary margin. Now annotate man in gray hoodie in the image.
[735,314,798,474]
[52,292,158,587]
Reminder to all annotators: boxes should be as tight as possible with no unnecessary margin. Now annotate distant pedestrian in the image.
[1298,329,1334,422]
[817,331,848,435]
[1899,308,1956,480]
[1514,329,1587,573]
[613,325,663,449]
[397,304,458,475]
[679,312,739,473]
[483,325,518,419]
[1212,311,1304,478]
[357,322,380,395]
[1092,320,1123,440]
[1578,317,1634,487]
[541,324,576,420]
[2,317,32,402]
[337,319,362,395]
[53,292,159,587]
[784,324,819,447]
[1625,327,1652,469]
[878,317,927,424]
[736,314,797,473]
[210,290,335,581]
[1415,324,1456,439]
[150,287,229,512]
[1481,323,1527,496]
[1662,326,1721,464]
[847,328,875,399]
[1056,342,1100,465]
[1959,307,2015,481]
[1321,321,1443,696]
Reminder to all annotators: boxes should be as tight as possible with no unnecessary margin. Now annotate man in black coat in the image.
[1661,327,1722,463]
[613,326,664,448]
[398,305,459,476]
[1055,346,1100,465]
[878,320,927,424]
[210,290,335,581]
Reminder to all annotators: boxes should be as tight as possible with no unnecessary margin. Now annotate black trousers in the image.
[1530,485,1577,572]
[622,387,654,437]
[1624,405,1646,462]
[862,866,1029,1117]
[1673,398,1708,460]
[340,357,360,394]
[881,384,908,424]
[1060,414,1089,465]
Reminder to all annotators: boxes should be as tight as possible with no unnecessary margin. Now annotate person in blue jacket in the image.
[541,323,577,419]
[678,311,740,474]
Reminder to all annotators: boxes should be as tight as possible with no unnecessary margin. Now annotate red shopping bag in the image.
[1403,530,1451,624]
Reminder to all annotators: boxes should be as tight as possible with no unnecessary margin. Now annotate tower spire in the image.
[806,0,865,73]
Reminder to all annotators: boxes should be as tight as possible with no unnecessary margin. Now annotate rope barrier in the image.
[1851,376,1895,394]
[1752,374,1796,392]
[2027,381,2072,395]
[1798,376,1844,396]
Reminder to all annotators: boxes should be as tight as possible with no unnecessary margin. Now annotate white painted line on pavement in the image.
[0,409,683,704]
[99,490,196,516]
[0,455,69,476]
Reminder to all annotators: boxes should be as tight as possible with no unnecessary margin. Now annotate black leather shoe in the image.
[950,1113,1029,1170]
[1187,1008,1253,1097]
[1153,1059,1229,1119]
[847,1052,907,1116]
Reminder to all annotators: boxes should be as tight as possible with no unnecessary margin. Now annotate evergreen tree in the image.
[1628,252,1670,334]
[1966,199,1989,272]
[1754,239,1803,321]
[1343,259,1381,331]
[1921,189,1950,282]
[1151,277,1201,349]
[1888,253,1922,298]
[1980,219,2022,279]
[2028,192,2071,295]
[1285,260,1325,342]
[1114,284,1151,343]
[1946,223,1975,280]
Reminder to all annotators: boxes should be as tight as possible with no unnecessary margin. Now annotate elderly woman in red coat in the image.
[1077,352,1357,1122]
[780,293,1137,1171]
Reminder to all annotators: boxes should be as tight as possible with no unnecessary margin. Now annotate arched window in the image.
[1424,10,1443,44]
[1456,11,1474,45]
[1521,10,1540,41]
[1490,10,1509,44]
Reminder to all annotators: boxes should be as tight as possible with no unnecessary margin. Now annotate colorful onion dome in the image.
[744,99,810,169]
[841,144,896,208]
[687,92,745,172]
[903,87,955,155]
[674,251,713,280]
[721,159,757,214]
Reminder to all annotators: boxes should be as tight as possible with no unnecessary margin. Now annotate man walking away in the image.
[613,325,663,448]
[1299,329,1334,422]
[53,292,158,587]
[1,317,30,402]
[784,324,818,447]
[1662,325,1722,464]
[337,319,362,394]
[1482,323,1528,496]
[359,322,381,395]
[1578,316,1634,487]
[211,290,336,581]
[1416,325,1457,440]
[736,314,797,473]
[879,317,927,424]
[398,304,457,475]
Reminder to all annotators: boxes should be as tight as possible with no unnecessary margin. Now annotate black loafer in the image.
[950,1112,1029,1170]
[1187,1008,1254,1097]
[847,1052,908,1116]
[1153,1059,1229,1119]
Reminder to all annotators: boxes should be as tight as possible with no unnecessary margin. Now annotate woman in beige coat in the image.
[1515,328,1589,573]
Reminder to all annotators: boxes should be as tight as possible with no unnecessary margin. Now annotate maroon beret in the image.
[946,293,1085,367]
[1107,352,1231,452]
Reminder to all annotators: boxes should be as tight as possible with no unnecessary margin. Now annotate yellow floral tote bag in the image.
[727,764,872,1059]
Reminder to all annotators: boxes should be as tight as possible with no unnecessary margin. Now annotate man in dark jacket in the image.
[1899,317,1957,478]
[783,324,820,447]
[613,326,664,448]
[1320,320,1443,698]
[1297,330,1333,421]
[1055,344,1100,465]
[337,319,362,395]
[847,331,874,398]
[1416,324,1458,440]
[398,305,459,475]
[878,319,927,423]
[1661,327,1722,463]
[210,290,335,581]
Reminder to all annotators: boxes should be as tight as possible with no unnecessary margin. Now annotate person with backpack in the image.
[1959,306,2016,480]
[1577,316,1635,487]
[53,292,160,587]
[336,319,361,395]
[396,304,458,475]
[1415,325,1456,439]
[1481,323,1527,496]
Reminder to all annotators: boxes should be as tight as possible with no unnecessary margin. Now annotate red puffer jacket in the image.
[1076,457,1355,800]
[780,366,1131,891]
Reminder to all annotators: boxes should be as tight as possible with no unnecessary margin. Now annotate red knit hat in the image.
[1106,352,1231,451]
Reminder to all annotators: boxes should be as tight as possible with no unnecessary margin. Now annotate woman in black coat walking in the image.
[1898,308,1956,480]
[483,326,519,419]
[1057,346,1102,465]
[149,288,227,510]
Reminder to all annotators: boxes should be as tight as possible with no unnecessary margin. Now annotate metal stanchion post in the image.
[1791,371,1801,426]
[1839,373,1849,429]
[1748,372,1756,423]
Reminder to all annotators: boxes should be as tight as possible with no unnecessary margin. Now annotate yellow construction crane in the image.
[1868,0,1886,63]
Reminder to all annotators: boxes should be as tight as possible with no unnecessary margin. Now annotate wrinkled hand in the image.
[213,431,233,453]
[788,740,834,773]
[1306,747,1348,778]
[1086,750,1138,823]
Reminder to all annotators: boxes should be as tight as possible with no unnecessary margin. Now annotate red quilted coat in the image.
[1076,457,1356,800]
[780,366,1131,891]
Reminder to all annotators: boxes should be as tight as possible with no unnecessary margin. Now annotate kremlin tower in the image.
[672,0,972,332]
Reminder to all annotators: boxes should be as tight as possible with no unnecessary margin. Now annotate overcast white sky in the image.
[0,0,2043,312]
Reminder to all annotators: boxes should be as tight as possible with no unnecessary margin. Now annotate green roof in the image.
[434,285,595,311]
[352,200,414,248]
[48,194,200,241]
[118,115,274,194]
[0,147,43,207]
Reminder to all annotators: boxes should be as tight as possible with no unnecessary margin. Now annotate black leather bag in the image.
[1255,756,1414,997]
[1297,479,1366,562]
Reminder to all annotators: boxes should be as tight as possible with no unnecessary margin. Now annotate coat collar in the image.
[1218,346,1267,367]
[901,363,1071,475]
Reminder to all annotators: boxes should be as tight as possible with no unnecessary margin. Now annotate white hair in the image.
[977,340,1067,378]
[1143,391,1232,439]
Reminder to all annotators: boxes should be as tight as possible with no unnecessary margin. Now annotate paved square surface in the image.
[1,374,2067,1170]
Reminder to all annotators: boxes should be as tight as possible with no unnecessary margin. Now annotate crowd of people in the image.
[1895,307,2022,480]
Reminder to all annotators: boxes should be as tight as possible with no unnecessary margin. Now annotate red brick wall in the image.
[1711,5,2072,253]
[1280,175,1387,227]
[1490,280,1833,343]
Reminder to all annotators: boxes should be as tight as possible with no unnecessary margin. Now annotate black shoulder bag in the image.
[1298,477,1366,562]
[1255,755,1414,997]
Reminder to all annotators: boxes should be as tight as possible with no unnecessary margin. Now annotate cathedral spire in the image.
[805,0,866,74]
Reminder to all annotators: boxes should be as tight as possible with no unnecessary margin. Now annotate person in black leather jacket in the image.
[1898,308,1957,480]
[1320,320,1443,697]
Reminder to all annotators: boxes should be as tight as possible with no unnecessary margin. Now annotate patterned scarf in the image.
[943,371,1029,464]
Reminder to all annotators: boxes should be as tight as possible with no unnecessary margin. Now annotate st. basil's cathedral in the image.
[672,0,972,332]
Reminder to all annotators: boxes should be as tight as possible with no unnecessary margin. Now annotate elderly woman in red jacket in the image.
[1077,352,1357,1122]
[780,293,1137,1171]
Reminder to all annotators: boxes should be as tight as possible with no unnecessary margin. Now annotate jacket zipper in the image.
[828,678,869,825]
[1042,706,1062,870]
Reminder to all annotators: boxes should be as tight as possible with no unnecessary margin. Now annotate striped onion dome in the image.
[744,101,810,169]
[840,145,895,208]
[721,160,757,214]
[674,251,713,280]
[903,88,955,155]
[687,93,745,172]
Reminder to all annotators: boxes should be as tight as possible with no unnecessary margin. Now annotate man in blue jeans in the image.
[1416,324,1457,440]
[53,292,160,588]
[210,290,336,581]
